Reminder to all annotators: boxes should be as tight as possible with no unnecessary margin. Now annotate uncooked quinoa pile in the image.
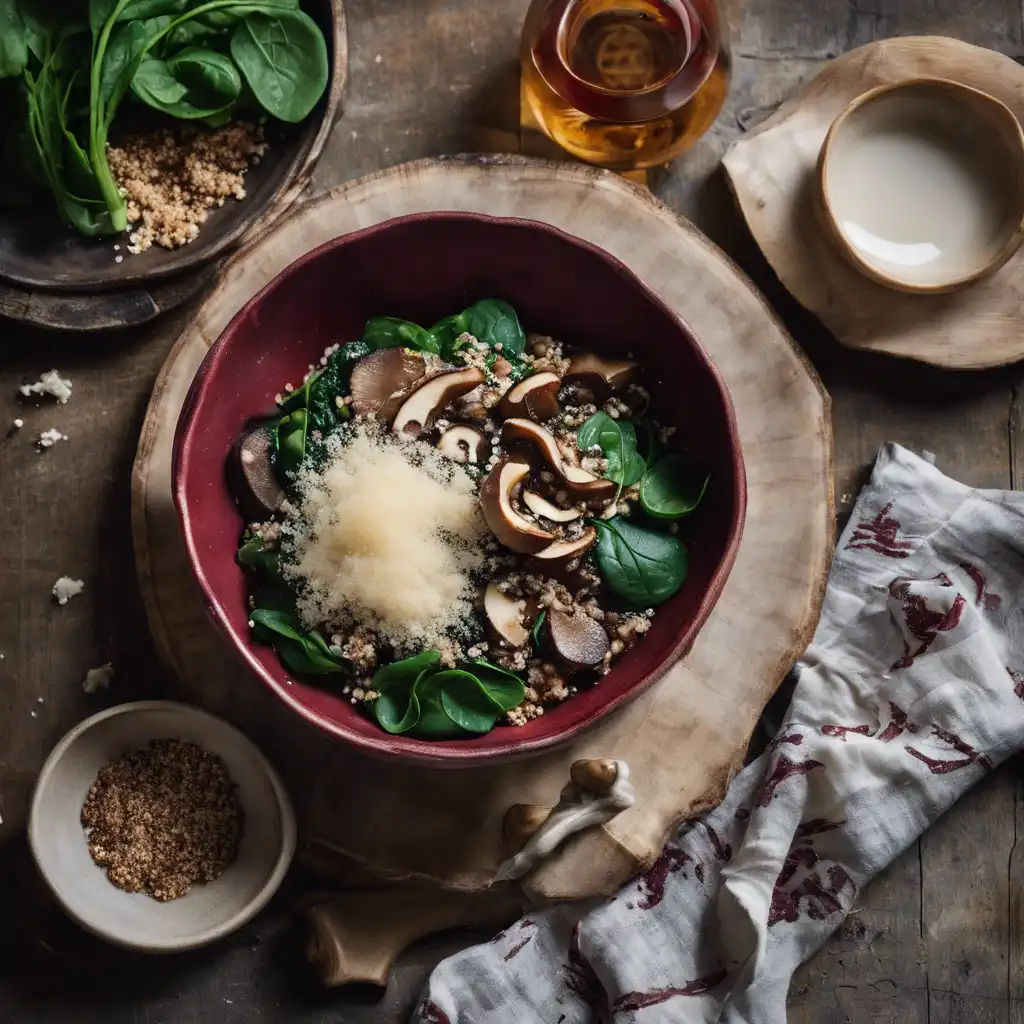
[107,122,268,254]
[81,739,243,902]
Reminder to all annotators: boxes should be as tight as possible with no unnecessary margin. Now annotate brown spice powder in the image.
[81,739,243,902]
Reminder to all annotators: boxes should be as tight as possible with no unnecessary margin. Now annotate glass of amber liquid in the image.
[521,0,729,170]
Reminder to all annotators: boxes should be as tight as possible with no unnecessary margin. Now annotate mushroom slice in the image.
[349,347,427,416]
[480,457,556,554]
[437,424,489,464]
[502,418,616,501]
[522,490,581,523]
[531,527,597,567]
[564,352,638,399]
[392,366,486,438]
[547,610,610,671]
[498,371,561,422]
[484,583,530,647]
[229,422,284,520]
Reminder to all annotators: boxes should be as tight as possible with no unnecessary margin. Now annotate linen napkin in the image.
[413,443,1024,1023]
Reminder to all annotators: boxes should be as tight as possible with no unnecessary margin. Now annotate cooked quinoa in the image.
[107,122,268,253]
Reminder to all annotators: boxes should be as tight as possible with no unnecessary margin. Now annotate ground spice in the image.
[107,121,268,254]
[81,739,243,902]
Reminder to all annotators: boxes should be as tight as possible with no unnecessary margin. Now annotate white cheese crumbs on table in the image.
[52,577,85,605]
[20,369,72,403]
[83,663,114,694]
[37,428,68,448]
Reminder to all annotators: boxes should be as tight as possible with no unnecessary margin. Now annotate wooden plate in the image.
[132,155,833,908]
[723,36,1024,369]
[0,0,347,299]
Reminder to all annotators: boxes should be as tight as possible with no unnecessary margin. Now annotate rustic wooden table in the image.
[1,1,1021,1021]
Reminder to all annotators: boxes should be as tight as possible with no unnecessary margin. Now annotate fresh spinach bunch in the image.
[247,585,343,676]
[0,0,329,236]
[373,652,525,739]
[359,299,529,369]
[592,517,689,607]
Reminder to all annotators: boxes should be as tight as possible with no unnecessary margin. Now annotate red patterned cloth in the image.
[413,444,1024,1022]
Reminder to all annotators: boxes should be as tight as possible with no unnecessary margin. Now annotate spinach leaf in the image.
[428,312,470,360]
[133,43,241,116]
[192,0,299,30]
[463,299,525,360]
[437,671,501,733]
[236,532,280,578]
[373,670,425,734]
[593,517,688,606]
[274,407,307,481]
[411,673,470,739]
[362,316,439,354]
[469,660,526,712]
[0,0,27,80]
[639,456,709,520]
[577,411,646,487]
[372,650,442,693]
[229,10,327,123]
[249,602,342,676]
[530,611,546,652]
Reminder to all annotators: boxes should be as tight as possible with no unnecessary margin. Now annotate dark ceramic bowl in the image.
[0,0,345,294]
[174,212,746,767]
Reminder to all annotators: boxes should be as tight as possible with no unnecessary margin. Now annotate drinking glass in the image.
[521,0,730,171]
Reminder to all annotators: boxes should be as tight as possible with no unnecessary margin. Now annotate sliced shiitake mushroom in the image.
[484,583,530,647]
[392,366,486,438]
[348,347,427,416]
[547,609,610,671]
[522,490,581,523]
[229,422,284,520]
[502,419,616,501]
[530,527,597,567]
[564,352,638,399]
[498,371,561,422]
[437,424,489,465]
[480,456,556,554]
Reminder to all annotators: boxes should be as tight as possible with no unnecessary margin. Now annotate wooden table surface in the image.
[2,1,1022,1021]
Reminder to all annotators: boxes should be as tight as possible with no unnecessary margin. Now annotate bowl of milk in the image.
[818,77,1024,293]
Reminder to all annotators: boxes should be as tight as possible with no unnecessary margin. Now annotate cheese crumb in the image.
[285,421,486,653]
[52,577,84,605]
[37,428,68,448]
[83,663,114,694]
[12,418,22,429]
[20,370,72,404]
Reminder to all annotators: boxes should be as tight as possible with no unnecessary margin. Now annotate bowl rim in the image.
[27,700,297,953]
[173,210,747,766]
[817,76,1024,295]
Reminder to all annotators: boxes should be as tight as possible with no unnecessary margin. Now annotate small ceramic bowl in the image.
[28,701,296,953]
[818,78,1024,293]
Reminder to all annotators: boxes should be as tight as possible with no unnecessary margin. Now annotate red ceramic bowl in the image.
[174,212,746,767]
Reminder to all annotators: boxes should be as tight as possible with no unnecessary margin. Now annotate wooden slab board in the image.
[132,155,833,912]
[722,36,1024,370]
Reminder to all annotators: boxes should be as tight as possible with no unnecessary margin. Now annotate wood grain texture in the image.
[2,0,1023,1018]
[723,36,1024,369]
[132,156,833,913]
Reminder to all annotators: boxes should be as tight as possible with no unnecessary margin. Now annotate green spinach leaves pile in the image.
[373,652,525,740]
[0,0,328,236]
[577,409,709,608]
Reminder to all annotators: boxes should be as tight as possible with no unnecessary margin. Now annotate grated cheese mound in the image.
[284,422,486,653]
[20,370,72,403]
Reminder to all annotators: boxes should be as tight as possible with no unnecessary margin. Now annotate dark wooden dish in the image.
[172,211,747,767]
[0,0,347,321]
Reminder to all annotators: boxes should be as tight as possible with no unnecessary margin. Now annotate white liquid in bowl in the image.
[825,90,1022,288]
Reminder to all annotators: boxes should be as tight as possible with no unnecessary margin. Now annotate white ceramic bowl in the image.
[28,701,296,953]
[819,78,1024,293]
